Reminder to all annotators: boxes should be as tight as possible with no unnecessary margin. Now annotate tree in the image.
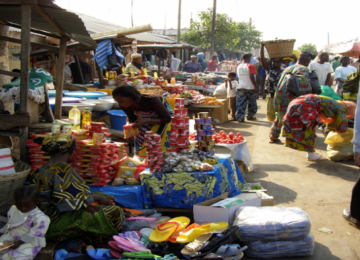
[181,8,261,52]
[298,43,318,56]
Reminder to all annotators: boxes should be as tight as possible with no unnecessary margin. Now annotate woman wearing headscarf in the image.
[30,134,124,244]
[281,94,352,161]
[197,52,208,72]
[342,64,360,97]
[269,52,313,143]
[125,53,143,73]
[182,55,202,73]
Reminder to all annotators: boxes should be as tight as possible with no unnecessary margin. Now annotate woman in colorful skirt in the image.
[113,86,173,156]
[30,134,124,244]
[269,52,313,143]
[281,94,350,161]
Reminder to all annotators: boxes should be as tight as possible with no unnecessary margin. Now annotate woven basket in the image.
[262,39,296,59]
[0,161,31,204]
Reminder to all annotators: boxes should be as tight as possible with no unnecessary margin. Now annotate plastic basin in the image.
[62,102,95,114]
[99,96,119,109]
[81,99,115,112]
[64,91,107,99]
[108,110,127,131]
[48,90,69,97]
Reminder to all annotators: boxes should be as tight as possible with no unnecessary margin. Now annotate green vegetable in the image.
[181,92,192,98]
[251,185,262,190]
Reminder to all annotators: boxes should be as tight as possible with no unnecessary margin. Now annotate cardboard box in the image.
[213,99,229,124]
[193,192,261,226]
[234,192,274,206]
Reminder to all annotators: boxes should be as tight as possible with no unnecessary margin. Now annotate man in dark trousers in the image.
[69,58,92,84]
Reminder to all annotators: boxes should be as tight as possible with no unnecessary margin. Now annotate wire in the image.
[234,0,242,18]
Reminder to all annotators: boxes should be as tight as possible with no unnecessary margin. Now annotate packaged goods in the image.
[123,124,140,139]
[69,106,81,131]
[82,108,92,129]
[51,122,61,134]
[63,124,72,135]
[234,207,311,242]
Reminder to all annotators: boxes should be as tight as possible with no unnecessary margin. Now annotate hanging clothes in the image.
[94,39,124,69]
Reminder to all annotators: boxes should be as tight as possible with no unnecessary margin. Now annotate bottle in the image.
[105,71,109,80]
[130,69,135,78]
[170,77,176,85]
[122,67,126,75]
[140,68,144,76]
[144,68,148,76]
[82,108,92,130]
[164,80,168,86]
[68,106,81,131]
[154,72,158,80]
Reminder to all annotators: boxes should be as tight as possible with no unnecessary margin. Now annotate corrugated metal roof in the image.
[0,3,97,48]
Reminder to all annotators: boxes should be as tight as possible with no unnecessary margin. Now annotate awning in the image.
[321,39,360,57]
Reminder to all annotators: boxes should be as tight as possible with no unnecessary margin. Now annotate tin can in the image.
[145,136,153,142]
[204,146,213,152]
[198,141,207,147]
[177,138,187,147]
[197,130,205,136]
[153,134,161,142]
[184,117,189,128]
[181,108,188,118]
[180,129,189,136]
[167,147,177,153]
[205,135,213,141]
[155,144,162,148]
[195,124,202,130]
[174,109,182,118]
[151,148,159,153]
[175,98,185,109]
[176,118,185,129]
[170,138,177,146]
[170,128,178,138]
[51,123,61,134]
[207,141,215,146]
[198,112,209,119]
[195,136,202,141]
[195,118,204,125]
[171,120,177,128]
[202,124,212,131]
[63,124,72,135]
[156,152,163,157]
[145,131,153,137]
[204,118,211,124]
[147,152,154,157]
[145,144,152,150]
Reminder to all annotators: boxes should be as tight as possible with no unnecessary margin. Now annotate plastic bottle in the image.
[105,71,109,80]
[170,77,176,85]
[69,106,81,131]
[130,69,135,78]
[144,68,148,76]
[82,108,92,130]
[122,67,126,75]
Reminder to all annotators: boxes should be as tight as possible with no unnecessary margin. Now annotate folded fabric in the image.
[234,207,311,242]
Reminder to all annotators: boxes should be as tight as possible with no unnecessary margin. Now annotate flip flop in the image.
[167,223,200,243]
[123,251,161,259]
[177,222,228,243]
[110,249,123,259]
[224,252,245,260]
[108,241,123,252]
[113,236,150,252]
[118,231,141,240]
[181,233,212,256]
[203,253,224,259]
[140,228,153,247]
[126,217,157,221]
[215,245,247,257]
[87,248,112,260]
[149,217,190,243]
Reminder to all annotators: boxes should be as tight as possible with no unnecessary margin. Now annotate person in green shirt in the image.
[332,56,341,71]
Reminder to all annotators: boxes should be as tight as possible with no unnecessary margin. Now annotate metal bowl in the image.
[82,99,115,112]
[62,102,95,114]
[99,96,119,109]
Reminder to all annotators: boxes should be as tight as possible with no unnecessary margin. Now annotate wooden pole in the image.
[210,0,216,55]
[19,4,31,162]
[74,55,85,84]
[96,64,104,88]
[54,37,67,119]
[177,0,181,43]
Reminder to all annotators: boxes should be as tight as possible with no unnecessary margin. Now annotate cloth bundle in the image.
[234,206,314,259]
[325,129,354,161]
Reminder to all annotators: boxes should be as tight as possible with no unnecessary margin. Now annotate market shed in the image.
[0,0,97,161]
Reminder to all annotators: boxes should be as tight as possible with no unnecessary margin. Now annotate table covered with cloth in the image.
[140,155,246,209]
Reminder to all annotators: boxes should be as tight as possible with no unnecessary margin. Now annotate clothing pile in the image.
[233,206,314,258]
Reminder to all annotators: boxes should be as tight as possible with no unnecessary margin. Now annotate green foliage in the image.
[298,43,318,56]
[181,8,261,52]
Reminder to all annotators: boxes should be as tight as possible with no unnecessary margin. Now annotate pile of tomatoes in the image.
[213,131,244,144]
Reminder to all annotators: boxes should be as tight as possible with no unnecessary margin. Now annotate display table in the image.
[90,185,144,209]
[140,155,246,209]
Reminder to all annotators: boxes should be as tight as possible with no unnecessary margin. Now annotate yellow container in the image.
[167,98,175,111]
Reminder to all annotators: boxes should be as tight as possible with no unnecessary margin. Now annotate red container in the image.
[171,119,177,128]
[145,131,153,137]
[145,136,153,142]
[170,138,177,146]
[181,108,188,118]
[177,138,187,147]
[170,128,178,138]
[153,134,161,142]
[174,109,182,118]
[175,98,185,109]
[145,144,152,150]
[156,152,163,157]
[167,147,177,153]
[180,129,189,136]
[155,144,162,148]
[176,118,185,129]
[184,117,189,128]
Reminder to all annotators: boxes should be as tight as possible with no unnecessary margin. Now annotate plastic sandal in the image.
[110,249,123,259]
[149,221,180,243]
[123,251,161,259]
[108,241,123,252]
[215,245,246,257]
[113,236,150,252]
[181,233,212,255]
[140,228,153,247]
[203,253,224,259]
[177,222,228,243]
[87,248,113,260]
[224,251,245,260]
[167,223,200,243]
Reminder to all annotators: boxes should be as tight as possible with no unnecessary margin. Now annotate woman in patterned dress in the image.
[281,94,350,161]
[30,134,124,244]
[112,86,173,156]
[269,52,313,143]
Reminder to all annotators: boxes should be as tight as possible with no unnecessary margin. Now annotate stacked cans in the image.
[144,131,164,172]
[194,112,215,156]
[169,98,190,152]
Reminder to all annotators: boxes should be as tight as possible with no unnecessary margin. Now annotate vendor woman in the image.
[125,53,143,73]
[113,85,173,156]
[30,134,124,244]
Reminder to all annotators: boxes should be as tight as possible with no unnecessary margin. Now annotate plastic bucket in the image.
[108,110,127,131]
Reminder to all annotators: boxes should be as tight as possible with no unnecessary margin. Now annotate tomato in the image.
[234,138,240,143]
[236,133,242,137]
[220,130,225,135]
[239,137,244,142]
[228,132,234,138]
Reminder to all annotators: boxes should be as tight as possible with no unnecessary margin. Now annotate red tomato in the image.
[220,130,225,135]
[236,133,242,137]
[228,132,234,139]
[234,138,240,143]
[239,137,244,142]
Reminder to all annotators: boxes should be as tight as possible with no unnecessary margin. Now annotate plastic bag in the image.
[245,233,315,259]
[266,96,275,122]
[327,143,354,161]
[324,129,354,145]
[339,100,357,119]
[234,207,311,242]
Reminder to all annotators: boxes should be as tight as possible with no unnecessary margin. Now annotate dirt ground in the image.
[215,100,360,260]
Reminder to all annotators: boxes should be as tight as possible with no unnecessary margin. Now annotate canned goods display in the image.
[197,130,205,136]
[198,112,209,118]
[203,118,211,124]
[195,118,204,125]
[202,124,212,131]
[195,124,202,130]
[175,98,185,109]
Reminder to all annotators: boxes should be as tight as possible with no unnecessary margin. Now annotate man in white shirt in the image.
[334,56,357,94]
[236,54,258,122]
[308,53,334,86]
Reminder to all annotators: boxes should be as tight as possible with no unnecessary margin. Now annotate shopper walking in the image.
[309,53,334,86]
[235,54,258,122]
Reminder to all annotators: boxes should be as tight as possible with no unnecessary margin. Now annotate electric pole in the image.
[249,17,252,30]
[177,0,181,43]
[210,0,217,55]
[131,0,134,27]
[328,32,329,45]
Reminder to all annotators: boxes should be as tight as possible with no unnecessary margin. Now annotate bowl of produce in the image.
[81,99,115,112]
[48,90,69,97]
[64,91,107,99]
[99,96,119,109]
[62,102,95,114]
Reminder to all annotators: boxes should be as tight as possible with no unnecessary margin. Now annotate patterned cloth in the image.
[270,64,312,138]
[30,162,124,243]
[141,155,246,209]
[135,94,173,156]
[94,39,124,70]
[0,206,50,260]
[40,134,75,155]
[235,89,258,122]
[265,68,283,95]
[332,60,341,71]
[281,95,348,152]
[182,61,202,73]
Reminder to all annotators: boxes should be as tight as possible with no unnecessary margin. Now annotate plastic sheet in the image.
[245,233,315,259]
[234,207,311,242]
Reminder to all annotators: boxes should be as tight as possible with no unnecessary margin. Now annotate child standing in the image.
[0,186,50,260]
[226,72,238,121]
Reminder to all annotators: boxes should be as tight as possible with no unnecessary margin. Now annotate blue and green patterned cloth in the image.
[140,155,246,209]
